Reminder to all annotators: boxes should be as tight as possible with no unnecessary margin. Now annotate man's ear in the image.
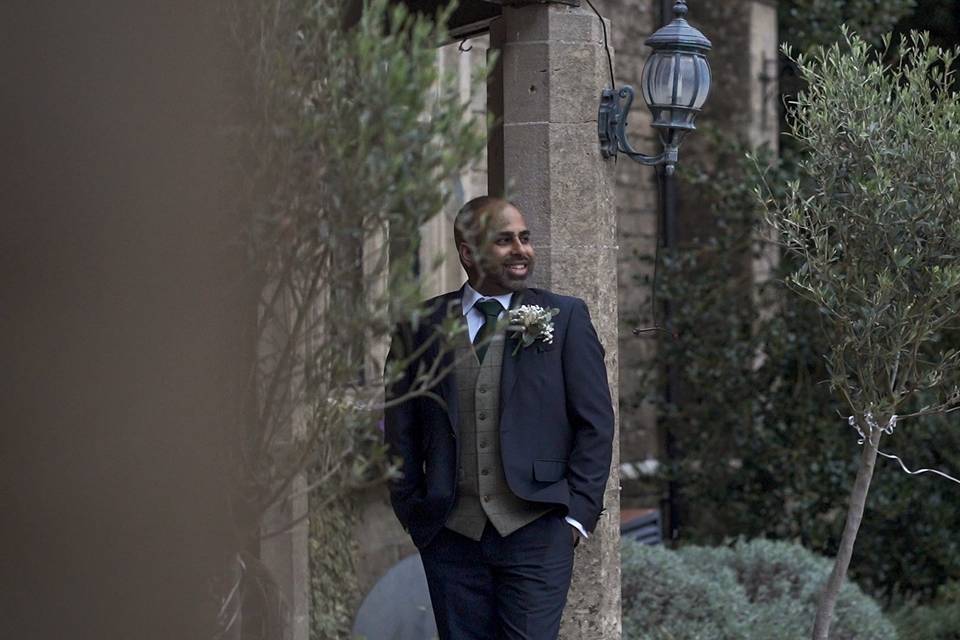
[458,241,475,269]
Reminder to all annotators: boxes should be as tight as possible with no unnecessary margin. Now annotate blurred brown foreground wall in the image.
[1,3,246,638]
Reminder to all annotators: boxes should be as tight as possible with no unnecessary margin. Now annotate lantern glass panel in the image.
[642,53,677,106]
[693,56,711,109]
[642,51,712,111]
[641,58,653,106]
[676,54,697,106]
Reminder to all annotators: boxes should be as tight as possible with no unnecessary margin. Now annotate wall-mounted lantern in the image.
[598,0,712,174]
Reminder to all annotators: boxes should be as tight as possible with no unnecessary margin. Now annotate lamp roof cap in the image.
[645,1,712,52]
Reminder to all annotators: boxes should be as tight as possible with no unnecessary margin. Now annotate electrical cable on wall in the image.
[584,0,616,91]
[584,0,672,340]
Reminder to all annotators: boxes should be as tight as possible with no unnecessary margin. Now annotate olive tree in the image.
[758,30,960,640]
[219,0,486,637]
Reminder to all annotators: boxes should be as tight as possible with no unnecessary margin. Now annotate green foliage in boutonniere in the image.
[507,305,560,356]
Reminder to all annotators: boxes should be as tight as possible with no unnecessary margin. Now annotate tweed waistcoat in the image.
[444,325,551,540]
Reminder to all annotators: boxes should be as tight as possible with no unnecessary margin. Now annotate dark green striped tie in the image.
[473,298,504,363]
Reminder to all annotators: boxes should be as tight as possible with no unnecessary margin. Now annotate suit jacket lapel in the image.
[500,287,540,417]
[430,288,465,435]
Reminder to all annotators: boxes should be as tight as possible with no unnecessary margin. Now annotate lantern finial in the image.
[673,1,688,19]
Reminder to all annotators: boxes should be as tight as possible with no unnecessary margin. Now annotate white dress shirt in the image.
[459,283,588,540]
[461,284,513,342]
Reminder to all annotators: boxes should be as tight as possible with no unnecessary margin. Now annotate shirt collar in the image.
[461,283,513,316]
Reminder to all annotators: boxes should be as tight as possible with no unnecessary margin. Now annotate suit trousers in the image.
[420,512,576,640]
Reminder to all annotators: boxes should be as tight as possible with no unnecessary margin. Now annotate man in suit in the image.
[384,196,614,640]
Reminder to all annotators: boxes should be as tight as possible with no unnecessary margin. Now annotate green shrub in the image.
[622,542,748,640]
[636,130,960,605]
[228,0,488,636]
[622,539,897,640]
[625,0,960,612]
[310,498,359,639]
[780,0,916,53]
[893,583,960,640]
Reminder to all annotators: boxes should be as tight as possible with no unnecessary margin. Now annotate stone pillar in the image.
[488,5,620,638]
[260,474,310,640]
[747,0,781,290]
[418,37,489,299]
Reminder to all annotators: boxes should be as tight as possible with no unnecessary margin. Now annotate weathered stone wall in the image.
[418,38,490,300]
[671,0,771,243]
[611,0,781,520]
[603,0,663,514]
[487,6,621,637]
[747,1,782,288]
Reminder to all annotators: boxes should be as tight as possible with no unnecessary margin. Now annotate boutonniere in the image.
[507,305,560,355]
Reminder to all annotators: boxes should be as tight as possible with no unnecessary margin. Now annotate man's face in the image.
[462,205,535,296]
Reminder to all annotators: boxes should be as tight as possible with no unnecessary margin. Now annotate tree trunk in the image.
[812,423,883,640]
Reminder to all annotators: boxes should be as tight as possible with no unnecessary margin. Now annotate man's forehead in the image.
[460,203,528,240]
[493,206,527,231]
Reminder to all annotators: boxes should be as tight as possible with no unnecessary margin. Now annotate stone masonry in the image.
[487,5,620,638]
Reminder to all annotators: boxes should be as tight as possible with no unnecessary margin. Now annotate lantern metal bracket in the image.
[598,86,678,173]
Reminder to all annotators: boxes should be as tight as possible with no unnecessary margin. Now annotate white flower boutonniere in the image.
[507,305,560,355]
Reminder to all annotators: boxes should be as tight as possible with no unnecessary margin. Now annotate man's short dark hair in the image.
[453,196,517,248]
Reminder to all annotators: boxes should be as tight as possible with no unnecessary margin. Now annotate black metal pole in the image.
[658,0,680,543]
[657,161,681,542]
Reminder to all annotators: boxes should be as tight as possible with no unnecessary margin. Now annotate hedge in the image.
[622,538,897,640]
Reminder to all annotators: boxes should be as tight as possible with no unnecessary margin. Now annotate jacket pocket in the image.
[533,458,567,482]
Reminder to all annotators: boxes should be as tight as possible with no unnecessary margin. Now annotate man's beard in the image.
[496,260,533,291]
[475,259,533,293]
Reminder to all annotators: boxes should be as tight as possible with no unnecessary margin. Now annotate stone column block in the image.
[489,4,621,638]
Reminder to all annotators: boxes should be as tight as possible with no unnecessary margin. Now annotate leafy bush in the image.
[629,0,960,616]
[892,582,960,640]
[622,539,897,640]
[761,32,960,635]
[226,0,487,636]
[780,0,916,53]
[635,126,960,605]
[310,499,360,639]
[622,541,748,640]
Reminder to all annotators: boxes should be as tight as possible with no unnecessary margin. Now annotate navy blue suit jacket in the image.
[384,286,614,549]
